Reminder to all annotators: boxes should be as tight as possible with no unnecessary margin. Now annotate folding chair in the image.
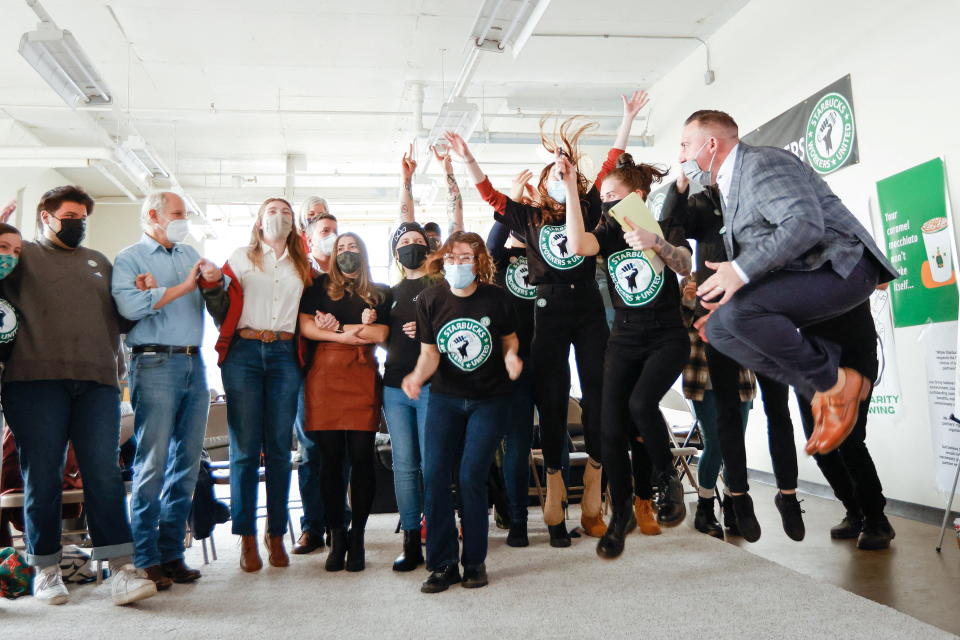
[659,387,701,495]
[528,397,594,514]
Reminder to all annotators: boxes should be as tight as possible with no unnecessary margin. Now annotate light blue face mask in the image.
[680,140,718,187]
[546,180,567,204]
[0,254,17,280]
[444,263,475,289]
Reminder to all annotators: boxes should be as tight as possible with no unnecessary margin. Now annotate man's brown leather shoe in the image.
[264,533,289,568]
[161,558,201,583]
[806,368,870,455]
[143,565,173,591]
[291,530,324,555]
[239,535,262,572]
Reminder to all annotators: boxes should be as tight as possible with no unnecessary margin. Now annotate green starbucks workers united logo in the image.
[538,225,584,270]
[437,317,493,372]
[607,249,662,307]
[505,256,536,300]
[805,92,855,174]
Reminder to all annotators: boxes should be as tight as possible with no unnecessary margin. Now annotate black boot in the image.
[655,472,686,527]
[325,528,347,572]
[830,510,863,539]
[421,564,462,593]
[506,521,529,548]
[857,515,895,550]
[596,501,637,559]
[393,529,424,572]
[721,494,740,536]
[730,493,761,542]
[774,492,806,541]
[694,496,723,539]
[548,521,571,548]
[345,528,366,572]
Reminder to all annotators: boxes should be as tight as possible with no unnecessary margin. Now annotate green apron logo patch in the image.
[0,299,18,343]
[538,225,584,270]
[505,256,536,300]
[805,92,855,174]
[437,317,493,372]
[607,249,662,307]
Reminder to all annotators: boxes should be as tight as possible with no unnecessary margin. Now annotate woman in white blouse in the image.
[208,197,314,572]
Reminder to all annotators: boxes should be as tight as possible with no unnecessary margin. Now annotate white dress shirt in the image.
[714,143,750,284]
[229,244,304,332]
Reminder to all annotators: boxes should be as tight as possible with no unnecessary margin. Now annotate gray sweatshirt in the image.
[2,237,125,389]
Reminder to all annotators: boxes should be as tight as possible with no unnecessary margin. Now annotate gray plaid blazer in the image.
[723,143,897,283]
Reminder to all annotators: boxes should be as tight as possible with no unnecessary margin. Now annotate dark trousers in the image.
[532,282,607,470]
[707,254,879,398]
[601,312,689,509]
[756,374,798,491]
[314,430,376,532]
[706,345,753,493]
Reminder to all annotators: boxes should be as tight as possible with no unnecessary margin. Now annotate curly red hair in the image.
[425,231,496,285]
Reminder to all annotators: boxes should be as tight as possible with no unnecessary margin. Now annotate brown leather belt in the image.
[238,329,294,343]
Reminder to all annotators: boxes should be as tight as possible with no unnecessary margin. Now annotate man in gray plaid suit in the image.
[682,110,898,460]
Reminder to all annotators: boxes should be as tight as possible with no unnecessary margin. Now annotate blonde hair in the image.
[325,232,383,306]
[246,197,312,287]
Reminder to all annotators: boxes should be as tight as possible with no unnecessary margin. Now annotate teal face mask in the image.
[0,254,18,280]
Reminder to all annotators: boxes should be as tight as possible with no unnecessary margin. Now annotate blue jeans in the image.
[692,390,751,491]
[222,338,302,536]
[294,386,351,534]
[129,352,210,568]
[503,369,534,524]
[3,380,134,568]
[423,392,510,570]
[383,384,430,531]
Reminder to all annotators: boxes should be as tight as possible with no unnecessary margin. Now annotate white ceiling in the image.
[0,0,750,214]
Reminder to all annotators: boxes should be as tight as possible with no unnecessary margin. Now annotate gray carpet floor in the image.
[1,510,954,639]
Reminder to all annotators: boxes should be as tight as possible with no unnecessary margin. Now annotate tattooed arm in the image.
[400,144,416,223]
[622,223,692,276]
[434,145,463,233]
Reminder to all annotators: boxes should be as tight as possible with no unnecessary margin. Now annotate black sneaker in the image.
[857,515,895,550]
[655,472,686,527]
[506,521,529,548]
[721,495,740,536]
[730,493,761,542]
[774,492,806,541]
[461,564,488,589]
[421,565,462,593]
[548,522,571,548]
[830,511,863,539]
[693,497,723,539]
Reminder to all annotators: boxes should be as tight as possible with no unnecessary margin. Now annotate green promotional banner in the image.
[876,158,958,328]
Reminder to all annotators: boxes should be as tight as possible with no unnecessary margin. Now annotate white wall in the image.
[640,0,960,509]
[0,168,80,241]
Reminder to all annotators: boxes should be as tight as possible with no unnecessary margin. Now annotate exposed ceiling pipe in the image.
[447,46,481,103]
[475,0,505,46]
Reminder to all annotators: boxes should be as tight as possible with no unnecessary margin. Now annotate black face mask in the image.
[51,217,86,248]
[397,243,428,269]
[600,199,623,216]
[336,250,361,274]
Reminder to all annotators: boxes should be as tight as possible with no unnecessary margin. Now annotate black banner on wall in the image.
[742,74,859,175]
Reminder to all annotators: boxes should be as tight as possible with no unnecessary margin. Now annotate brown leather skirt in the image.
[305,342,381,431]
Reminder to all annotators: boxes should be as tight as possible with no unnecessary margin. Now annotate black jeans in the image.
[795,301,885,518]
[706,345,753,493]
[532,281,608,470]
[315,430,377,532]
[756,374,798,491]
[601,310,689,509]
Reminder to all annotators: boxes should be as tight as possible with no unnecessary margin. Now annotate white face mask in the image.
[316,234,336,256]
[547,180,567,204]
[262,214,293,241]
[680,140,718,187]
[163,218,189,243]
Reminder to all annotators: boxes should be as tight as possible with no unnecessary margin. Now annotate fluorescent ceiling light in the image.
[512,0,552,58]
[18,22,112,107]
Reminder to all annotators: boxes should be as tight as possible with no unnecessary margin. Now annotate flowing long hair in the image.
[604,153,670,199]
[534,115,597,225]
[424,230,496,286]
[246,197,312,286]
[325,232,383,306]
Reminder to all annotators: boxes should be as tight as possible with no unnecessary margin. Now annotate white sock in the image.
[699,487,716,499]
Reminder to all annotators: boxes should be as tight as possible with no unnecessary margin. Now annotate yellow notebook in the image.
[608,192,665,274]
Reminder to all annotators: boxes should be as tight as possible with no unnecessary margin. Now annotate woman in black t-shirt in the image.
[298,232,390,572]
[402,231,522,593]
[564,153,693,559]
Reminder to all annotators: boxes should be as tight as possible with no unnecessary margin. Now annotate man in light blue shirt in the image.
[112,191,224,588]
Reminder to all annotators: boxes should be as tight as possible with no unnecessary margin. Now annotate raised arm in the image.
[400,144,417,223]
[444,131,486,186]
[559,154,600,257]
[613,90,650,151]
[433,145,463,234]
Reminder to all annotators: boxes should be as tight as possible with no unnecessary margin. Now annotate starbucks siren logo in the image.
[648,192,667,220]
[505,256,536,300]
[437,317,492,372]
[805,92,855,174]
[0,299,18,343]
[538,225,584,270]
[607,249,663,307]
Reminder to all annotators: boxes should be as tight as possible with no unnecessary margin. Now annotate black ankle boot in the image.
[345,528,366,572]
[694,496,723,539]
[731,493,761,542]
[421,564,461,594]
[774,492,806,541]
[721,494,740,536]
[830,510,863,539]
[393,529,424,572]
[655,472,686,526]
[506,521,529,548]
[596,502,637,559]
[325,528,347,572]
[547,521,571,548]
[857,515,895,550]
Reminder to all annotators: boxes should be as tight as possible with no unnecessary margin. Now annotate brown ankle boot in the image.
[634,498,662,536]
[264,533,289,567]
[239,535,262,572]
[580,460,607,537]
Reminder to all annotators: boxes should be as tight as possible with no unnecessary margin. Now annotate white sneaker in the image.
[110,564,157,606]
[34,565,69,605]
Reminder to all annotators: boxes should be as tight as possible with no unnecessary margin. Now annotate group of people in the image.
[0,88,898,603]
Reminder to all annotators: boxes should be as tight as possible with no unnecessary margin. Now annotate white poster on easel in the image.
[922,321,960,492]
